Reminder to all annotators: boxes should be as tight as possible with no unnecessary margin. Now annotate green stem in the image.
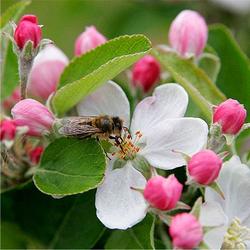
[158,221,172,249]
[19,56,33,99]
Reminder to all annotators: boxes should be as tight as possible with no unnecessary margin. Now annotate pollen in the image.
[222,218,250,250]
[114,130,143,160]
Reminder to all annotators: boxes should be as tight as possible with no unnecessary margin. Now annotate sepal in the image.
[190,197,203,219]
[209,181,225,199]
[207,122,225,152]
[131,154,151,179]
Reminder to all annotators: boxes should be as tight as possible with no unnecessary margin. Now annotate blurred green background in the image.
[2,0,250,58]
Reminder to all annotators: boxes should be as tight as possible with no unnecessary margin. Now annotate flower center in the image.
[222,218,250,249]
[112,130,143,160]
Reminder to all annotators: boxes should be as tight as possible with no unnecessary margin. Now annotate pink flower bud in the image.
[188,150,222,185]
[2,87,21,110]
[132,55,161,93]
[168,10,208,57]
[74,26,107,56]
[143,175,183,210]
[11,99,54,136]
[14,15,42,49]
[0,119,17,141]
[169,213,203,249]
[29,146,44,164]
[27,45,69,100]
[213,99,247,135]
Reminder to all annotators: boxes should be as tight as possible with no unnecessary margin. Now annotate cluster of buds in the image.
[12,15,43,100]
[142,175,203,249]
[0,117,44,190]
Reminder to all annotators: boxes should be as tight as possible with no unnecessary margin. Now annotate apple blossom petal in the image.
[200,201,228,227]
[205,156,250,225]
[200,202,228,249]
[203,226,228,250]
[77,81,130,127]
[130,83,188,134]
[95,161,147,229]
[139,118,208,170]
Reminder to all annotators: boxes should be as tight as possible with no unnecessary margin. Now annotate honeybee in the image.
[59,115,124,142]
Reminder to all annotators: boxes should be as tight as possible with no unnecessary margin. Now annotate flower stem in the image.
[19,56,33,99]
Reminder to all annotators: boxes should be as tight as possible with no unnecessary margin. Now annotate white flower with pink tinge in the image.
[77,81,208,229]
[200,156,250,249]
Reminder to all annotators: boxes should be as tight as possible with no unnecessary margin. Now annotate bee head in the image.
[99,116,113,133]
[112,116,123,136]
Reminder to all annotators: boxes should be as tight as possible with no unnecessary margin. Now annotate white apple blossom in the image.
[200,156,250,249]
[77,81,208,229]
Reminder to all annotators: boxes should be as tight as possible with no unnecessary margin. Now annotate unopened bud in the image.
[213,99,247,135]
[2,87,21,110]
[74,26,106,56]
[11,99,54,136]
[29,146,44,164]
[188,149,222,185]
[0,119,17,141]
[132,55,161,93]
[143,175,183,210]
[14,15,42,50]
[168,10,208,57]
[169,213,203,249]
[27,45,69,100]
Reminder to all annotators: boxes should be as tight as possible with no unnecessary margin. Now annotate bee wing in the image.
[59,117,102,138]
[60,116,95,125]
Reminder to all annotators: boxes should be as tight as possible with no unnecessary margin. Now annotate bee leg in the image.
[104,151,111,160]
[111,136,123,145]
[110,136,125,154]
[97,136,111,160]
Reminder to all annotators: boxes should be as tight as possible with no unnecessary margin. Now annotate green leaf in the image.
[1,222,38,249]
[33,138,106,196]
[48,191,105,249]
[52,34,151,116]
[198,52,221,83]
[1,184,105,249]
[153,49,226,121]
[105,215,155,249]
[1,43,19,99]
[0,0,31,29]
[208,24,250,122]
